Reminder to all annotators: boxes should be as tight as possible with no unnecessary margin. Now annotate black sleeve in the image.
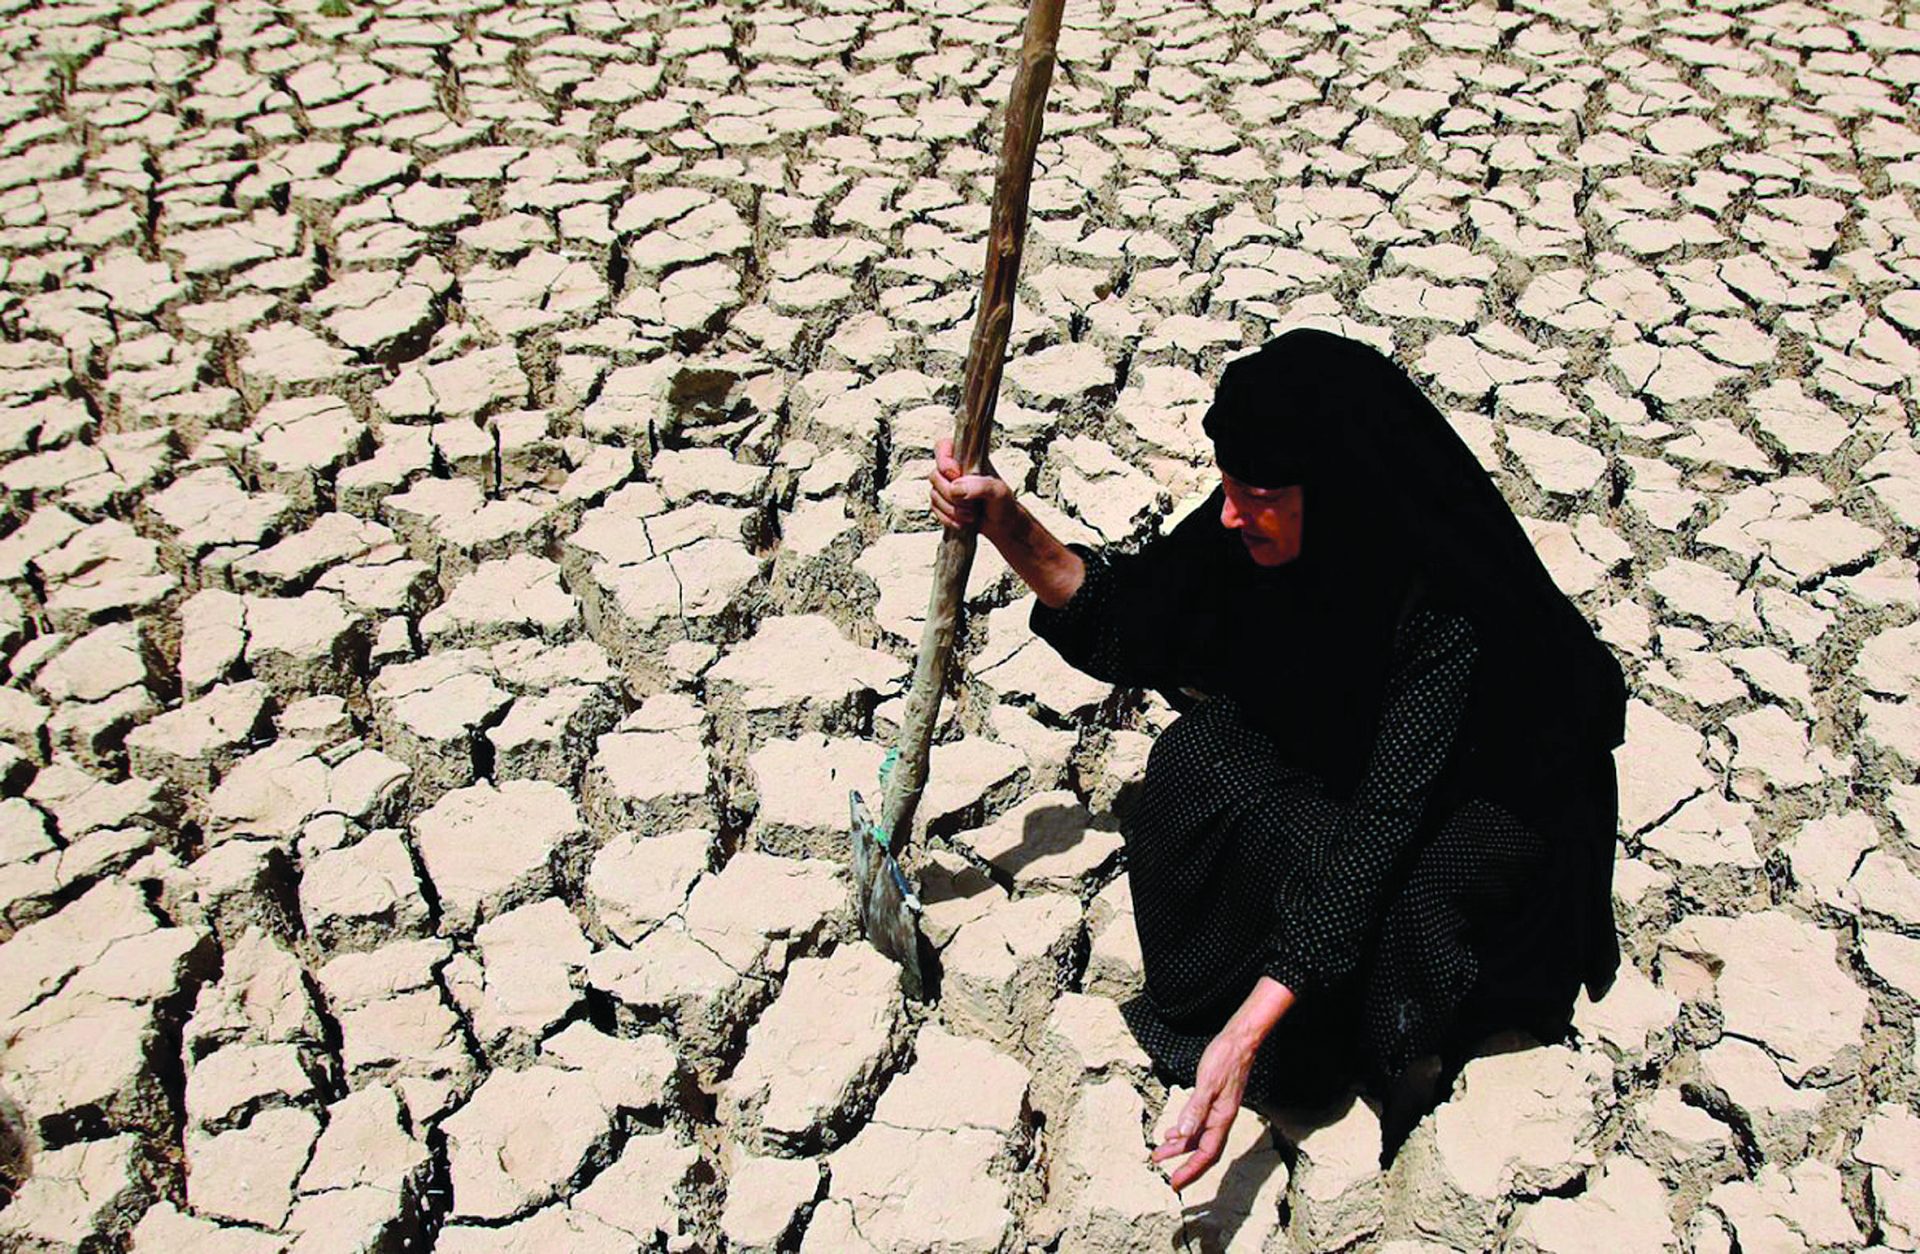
[1028,542,1181,691]
[1262,604,1479,998]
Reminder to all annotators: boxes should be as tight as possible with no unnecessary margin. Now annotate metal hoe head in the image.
[848,789,926,1001]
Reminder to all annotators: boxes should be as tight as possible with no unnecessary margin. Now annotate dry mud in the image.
[0,0,1916,1250]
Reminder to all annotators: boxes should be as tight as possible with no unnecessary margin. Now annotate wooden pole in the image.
[876,0,1067,850]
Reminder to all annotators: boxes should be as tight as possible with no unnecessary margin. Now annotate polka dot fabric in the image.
[1032,549,1553,1101]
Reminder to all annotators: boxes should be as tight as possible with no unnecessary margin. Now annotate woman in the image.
[928,328,1628,1188]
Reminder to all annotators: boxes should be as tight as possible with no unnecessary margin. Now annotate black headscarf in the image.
[1199,328,1627,773]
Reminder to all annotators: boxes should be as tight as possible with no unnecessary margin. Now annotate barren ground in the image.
[0,0,1916,1250]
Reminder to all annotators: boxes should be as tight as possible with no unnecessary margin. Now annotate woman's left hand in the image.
[1150,1026,1259,1192]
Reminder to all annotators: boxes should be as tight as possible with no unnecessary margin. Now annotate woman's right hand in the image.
[928,437,1014,538]
[928,436,1086,608]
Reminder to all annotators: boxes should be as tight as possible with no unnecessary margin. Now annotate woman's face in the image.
[1219,472,1303,566]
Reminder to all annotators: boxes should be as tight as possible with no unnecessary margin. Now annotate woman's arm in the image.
[1224,974,1296,1049]
[1262,604,1479,999]
[932,437,1200,694]
[1152,973,1297,1191]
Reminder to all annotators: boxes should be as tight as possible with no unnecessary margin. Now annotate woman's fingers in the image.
[928,459,993,531]
[955,474,1000,502]
[935,437,961,480]
[929,491,979,533]
[930,436,1011,535]
[928,480,978,523]
[1149,1132,1189,1164]
[933,503,978,531]
[1151,1043,1254,1191]
[1148,1026,1260,1192]
[1150,1128,1189,1162]
[928,461,972,503]
[1150,1087,1212,1164]
[1167,1118,1232,1191]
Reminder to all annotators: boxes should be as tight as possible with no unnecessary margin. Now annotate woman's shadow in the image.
[909,798,1114,1002]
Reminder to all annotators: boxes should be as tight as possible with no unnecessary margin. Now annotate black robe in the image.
[1030,490,1625,1141]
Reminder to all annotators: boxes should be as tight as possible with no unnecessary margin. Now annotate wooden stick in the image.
[877,0,1066,850]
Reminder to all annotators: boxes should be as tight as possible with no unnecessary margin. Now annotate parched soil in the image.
[0,0,1916,1250]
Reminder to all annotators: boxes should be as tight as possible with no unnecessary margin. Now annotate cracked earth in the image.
[0,0,1916,1250]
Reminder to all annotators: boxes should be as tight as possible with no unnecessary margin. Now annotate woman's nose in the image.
[1220,495,1242,529]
